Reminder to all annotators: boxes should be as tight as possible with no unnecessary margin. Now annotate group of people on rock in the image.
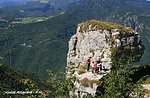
[86,57,105,74]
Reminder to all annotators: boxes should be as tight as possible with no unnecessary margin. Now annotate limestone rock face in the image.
[66,20,144,97]
[67,29,112,69]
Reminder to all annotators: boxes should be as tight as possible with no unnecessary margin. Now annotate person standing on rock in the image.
[91,61,95,68]
[94,61,97,74]
[91,61,95,73]
[86,57,91,71]
[96,60,102,74]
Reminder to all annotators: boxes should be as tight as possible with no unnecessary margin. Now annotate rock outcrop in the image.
[67,20,144,97]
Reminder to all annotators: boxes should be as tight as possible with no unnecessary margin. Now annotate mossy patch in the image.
[78,20,135,33]
[144,76,150,84]
[77,70,86,75]
[124,45,131,50]
[80,78,101,87]
[77,65,93,75]
[89,48,95,55]
[144,89,150,95]
[79,65,92,70]
[101,51,105,59]
[0,56,3,60]
[68,62,75,66]
[71,53,77,57]
[79,65,88,70]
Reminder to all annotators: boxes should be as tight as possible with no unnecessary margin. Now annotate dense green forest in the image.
[0,57,48,91]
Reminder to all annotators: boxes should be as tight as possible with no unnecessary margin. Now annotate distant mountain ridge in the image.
[0,0,31,8]
[120,0,150,1]
[0,0,87,17]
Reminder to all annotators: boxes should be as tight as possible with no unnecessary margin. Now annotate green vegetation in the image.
[0,56,3,60]
[115,35,121,39]
[77,65,93,75]
[94,37,145,97]
[78,20,135,33]
[110,33,144,67]
[77,65,87,75]
[129,64,150,84]
[0,59,49,97]
[70,70,76,75]
[145,89,150,95]
[96,54,146,97]
[80,78,101,87]
[17,16,53,24]
[124,45,131,50]
[0,0,149,80]
[79,65,88,70]
[0,64,48,92]
[15,12,67,24]
[129,64,150,96]
[101,51,104,59]
[144,77,150,84]
[77,70,86,75]
[0,67,74,98]
[0,0,85,17]
[89,48,95,55]
[0,57,74,97]
[45,70,74,98]
[71,53,77,57]
[68,62,75,66]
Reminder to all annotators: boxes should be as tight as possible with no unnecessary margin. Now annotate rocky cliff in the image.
[67,20,144,97]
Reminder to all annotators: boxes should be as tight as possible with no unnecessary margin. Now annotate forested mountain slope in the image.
[0,64,48,91]
[0,0,86,17]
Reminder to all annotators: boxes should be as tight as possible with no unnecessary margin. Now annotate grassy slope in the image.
[129,64,150,95]
[0,64,48,91]
[78,20,134,33]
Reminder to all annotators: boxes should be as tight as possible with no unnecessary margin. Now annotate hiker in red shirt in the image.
[86,57,92,71]
[94,62,97,73]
